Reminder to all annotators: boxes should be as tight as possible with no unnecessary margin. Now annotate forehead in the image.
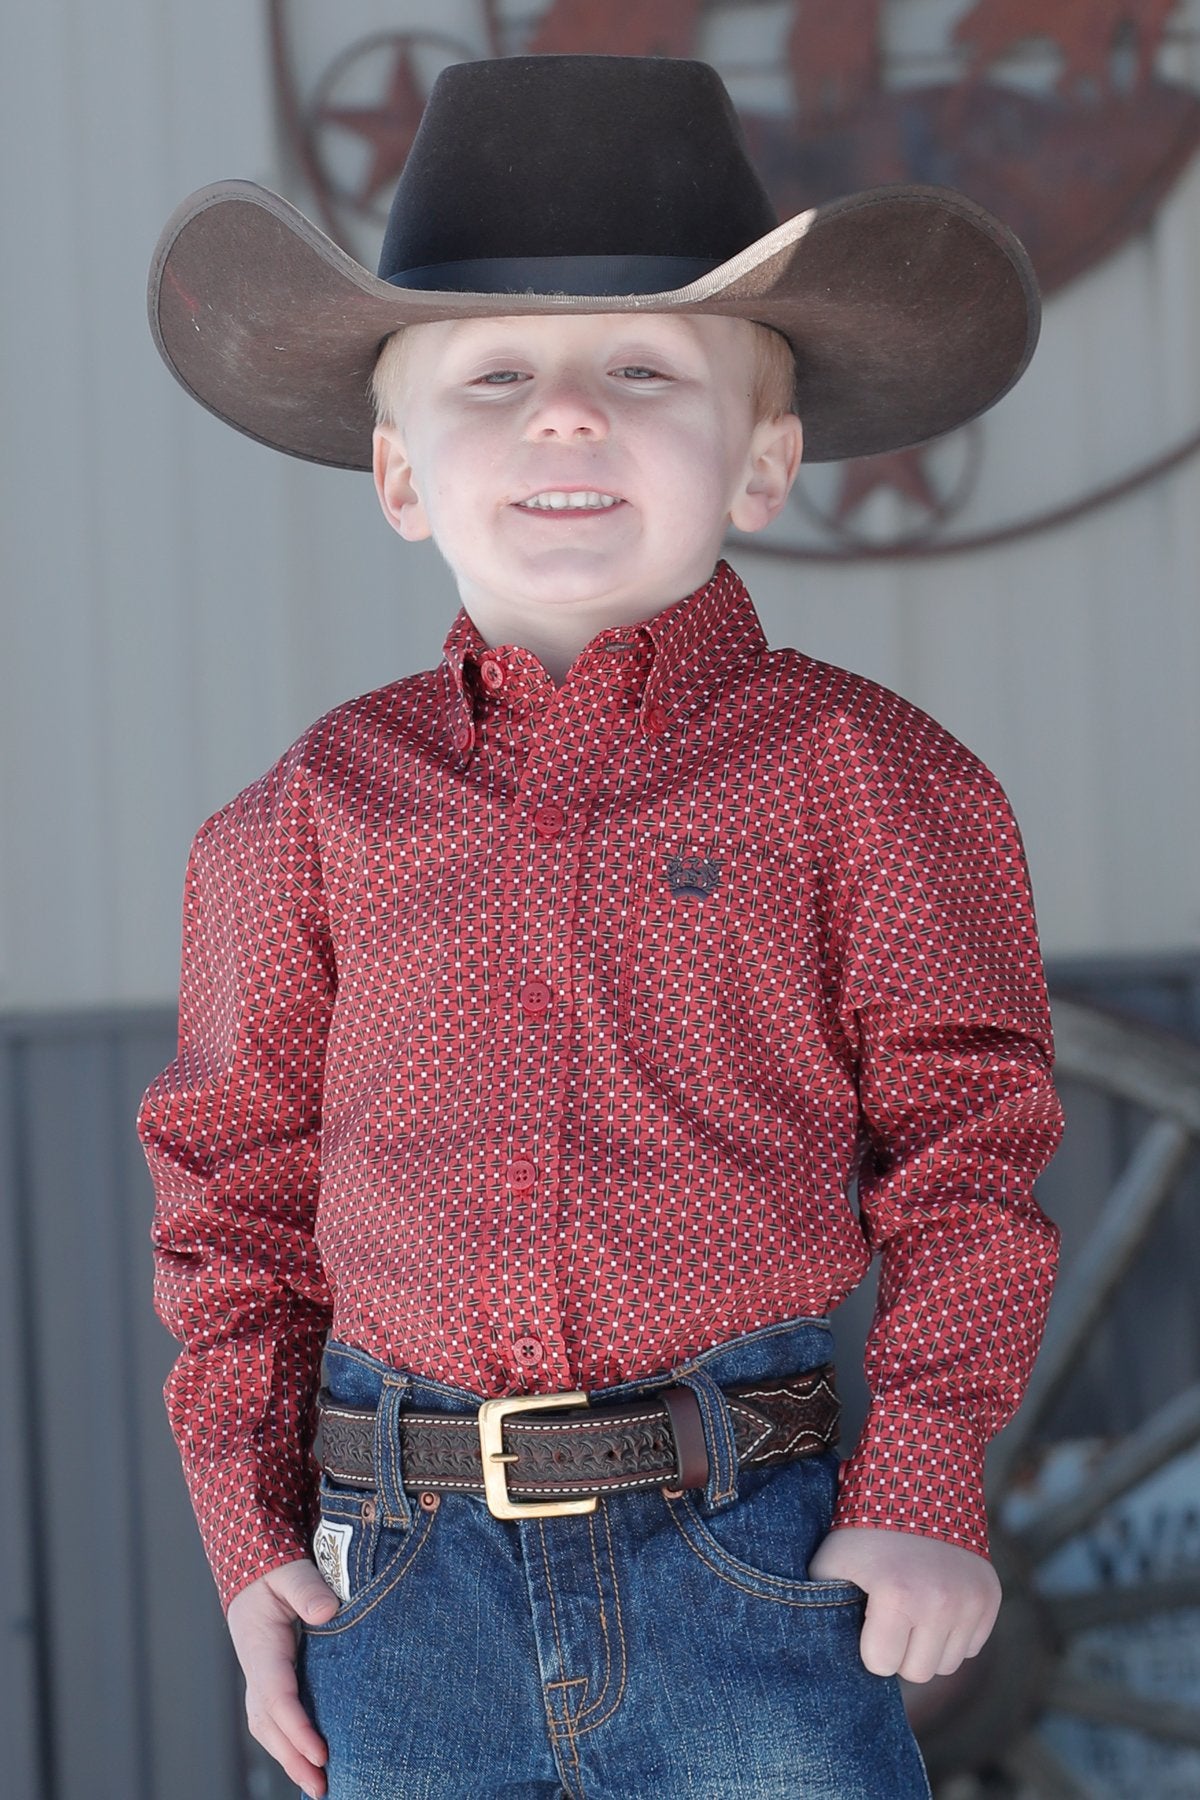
[410,310,752,361]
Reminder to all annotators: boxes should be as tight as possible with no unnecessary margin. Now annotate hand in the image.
[807,1526,1001,1683]
[226,1557,341,1798]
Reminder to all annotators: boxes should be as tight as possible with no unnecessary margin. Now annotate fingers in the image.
[246,1692,330,1799]
[858,1574,1002,1683]
[269,1556,342,1624]
[935,1625,979,1677]
[858,1601,913,1679]
[226,1559,340,1799]
[814,1528,1004,1685]
[245,1668,330,1775]
[861,1605,996,1683]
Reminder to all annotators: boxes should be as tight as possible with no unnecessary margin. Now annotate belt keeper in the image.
[659,1384,709,1491]
[375,1379,413,1527]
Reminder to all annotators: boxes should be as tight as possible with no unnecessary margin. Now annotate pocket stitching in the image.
[303,1503,437,1635]
[667,1495,863,1608]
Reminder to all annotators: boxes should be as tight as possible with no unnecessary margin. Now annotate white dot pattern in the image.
[138,560,1063,1609]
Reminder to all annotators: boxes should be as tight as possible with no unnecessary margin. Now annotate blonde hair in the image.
[371,317,798,427]
[744,321,800,423]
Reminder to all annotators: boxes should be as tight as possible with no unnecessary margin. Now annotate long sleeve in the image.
[138,742,336,1610]
[824,709,1064,1555]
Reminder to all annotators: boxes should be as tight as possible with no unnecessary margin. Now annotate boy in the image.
[140,54,1063,1799]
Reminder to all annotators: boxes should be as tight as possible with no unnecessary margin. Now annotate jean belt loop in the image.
[672,1367,739,1511]
[374,1375,414,1528]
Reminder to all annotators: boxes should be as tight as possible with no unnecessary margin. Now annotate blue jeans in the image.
[297,1315,930,1798]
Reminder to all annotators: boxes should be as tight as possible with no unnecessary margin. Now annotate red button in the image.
[514,1336,544,1367]
[454,722,475,753]
[643,703,669,736]
[508,1159,537,1189]
[532,804,565,838]
[479,656,505,692]
[520,980,551,1013]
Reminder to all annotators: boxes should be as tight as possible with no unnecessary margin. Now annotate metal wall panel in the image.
[0,1013,288,1800]
[0,1035,44,1794]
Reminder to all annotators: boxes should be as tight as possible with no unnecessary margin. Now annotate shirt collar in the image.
[440,559,766,758]
[635,559,767,730]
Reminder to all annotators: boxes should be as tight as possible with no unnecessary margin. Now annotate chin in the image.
[511,554,643,602]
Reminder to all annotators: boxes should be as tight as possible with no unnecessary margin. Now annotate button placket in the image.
[499,674,621,1394]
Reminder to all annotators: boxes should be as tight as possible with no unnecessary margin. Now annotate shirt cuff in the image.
[831,1402,991,1557]
[185,1456,316,1613]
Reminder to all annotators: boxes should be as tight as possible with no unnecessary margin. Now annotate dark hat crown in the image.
[378,55,781,296]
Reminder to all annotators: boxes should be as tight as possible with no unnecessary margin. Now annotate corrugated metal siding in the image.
[2,1,1199,1011]
[0,1011,289,1800]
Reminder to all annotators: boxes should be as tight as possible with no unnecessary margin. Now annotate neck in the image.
[461,563,719,687]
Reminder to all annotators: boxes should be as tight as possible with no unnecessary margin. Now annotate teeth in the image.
[519,491,620,510]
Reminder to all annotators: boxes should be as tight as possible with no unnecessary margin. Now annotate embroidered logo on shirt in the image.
[312,1518,354,1603]
[664,855,722,899]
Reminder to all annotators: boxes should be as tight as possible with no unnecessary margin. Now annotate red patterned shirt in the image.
[139,559,1062,1610]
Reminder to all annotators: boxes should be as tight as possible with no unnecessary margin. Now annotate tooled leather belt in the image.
[314,1364,839,1504]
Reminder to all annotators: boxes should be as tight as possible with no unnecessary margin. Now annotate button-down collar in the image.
[440,559,768,757]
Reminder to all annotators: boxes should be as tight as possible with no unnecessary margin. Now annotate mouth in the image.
[513,489,625,515]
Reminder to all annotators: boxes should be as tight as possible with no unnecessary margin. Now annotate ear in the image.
[728,414,804,535]
[373,424,432,542]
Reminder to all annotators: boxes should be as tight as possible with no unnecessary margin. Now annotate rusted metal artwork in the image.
[310,31,430,214]
[525,0,702,59]
[785,0,885,124]
[267,0,1200,558]
[954,0,1180,100]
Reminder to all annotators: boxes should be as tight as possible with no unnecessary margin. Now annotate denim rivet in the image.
[361,1497,378,1524]
[661,1485,684,1500]
[418,1491,441,1512]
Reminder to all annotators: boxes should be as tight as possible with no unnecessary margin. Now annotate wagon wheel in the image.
[906,997,1200,1796]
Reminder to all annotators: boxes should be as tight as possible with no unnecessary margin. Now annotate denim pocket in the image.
[304,1475,438,1636]
[666,1454,865,1608]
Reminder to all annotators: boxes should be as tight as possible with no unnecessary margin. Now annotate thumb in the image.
[268,1557,341,1620]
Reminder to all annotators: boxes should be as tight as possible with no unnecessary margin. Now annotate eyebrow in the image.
[443,317,705,354]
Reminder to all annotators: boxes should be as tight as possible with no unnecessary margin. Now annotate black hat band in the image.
[384,254,722,297]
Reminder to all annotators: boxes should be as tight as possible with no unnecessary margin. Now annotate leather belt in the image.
[315,1364,839,1517]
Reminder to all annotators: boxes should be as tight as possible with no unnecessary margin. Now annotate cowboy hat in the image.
[148,54,1040,467]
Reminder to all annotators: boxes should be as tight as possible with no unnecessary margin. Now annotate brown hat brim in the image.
[149,179,1039,466]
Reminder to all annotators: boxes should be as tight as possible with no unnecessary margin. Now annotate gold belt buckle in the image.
[478,1391,599,1519]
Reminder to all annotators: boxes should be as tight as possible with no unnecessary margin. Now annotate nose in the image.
[523,369,610,441]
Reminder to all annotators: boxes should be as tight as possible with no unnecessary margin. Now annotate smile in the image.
[516,491,623,511]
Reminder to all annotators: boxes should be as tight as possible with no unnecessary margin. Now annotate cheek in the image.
[651,422,741,516]
[419,432,489,523]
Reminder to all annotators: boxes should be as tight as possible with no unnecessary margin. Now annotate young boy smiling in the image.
[141,54,1063,1799]
[369,312,801,682]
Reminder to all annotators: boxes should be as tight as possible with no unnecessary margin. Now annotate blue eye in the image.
[477,370,524,384]
[617,366,663,380]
